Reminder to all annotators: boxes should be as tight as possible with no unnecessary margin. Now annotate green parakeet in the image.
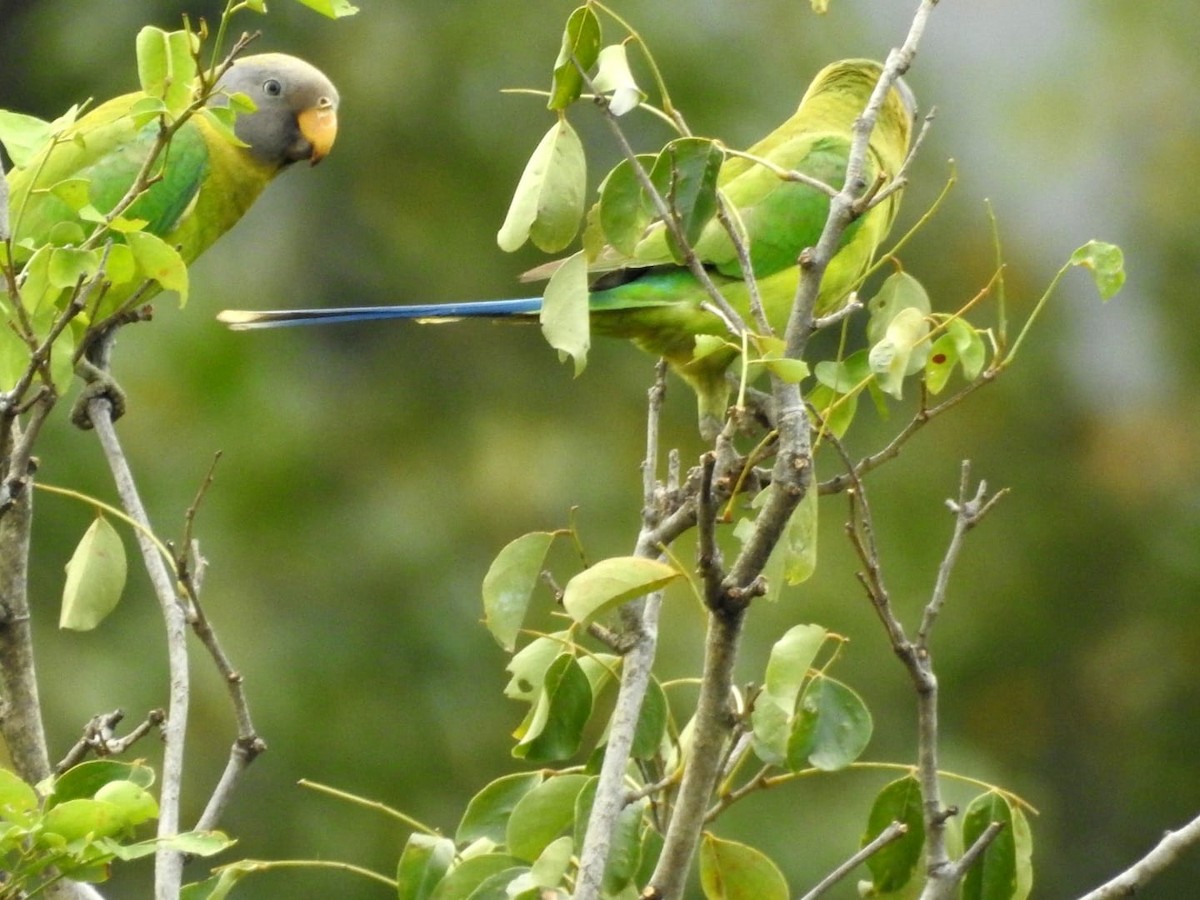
[220,59,915,436]
[3,52,338,320]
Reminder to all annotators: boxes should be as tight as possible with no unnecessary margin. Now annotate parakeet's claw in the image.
[71,360,127,430]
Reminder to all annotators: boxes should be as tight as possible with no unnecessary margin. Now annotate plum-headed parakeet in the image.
[220,59,914,436]
[4,53,339,320]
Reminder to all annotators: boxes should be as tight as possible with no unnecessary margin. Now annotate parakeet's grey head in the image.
[216,53,339,167]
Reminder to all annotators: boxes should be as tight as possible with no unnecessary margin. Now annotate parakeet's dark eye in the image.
[263,79,283,97]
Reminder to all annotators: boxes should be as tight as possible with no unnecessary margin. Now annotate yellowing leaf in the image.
[293,0,361,17]
[540,250,590,375]
[869,306,930,399]
[497,119,586,254]
[562,556,680,624]
[482,531,556,652]
[60,516,127,631]
[699,833,789,900]
[125,230,188,305]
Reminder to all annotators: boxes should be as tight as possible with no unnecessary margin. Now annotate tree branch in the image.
[573,365,672,900]
[1076,811,1200,900]
[85,367,190,899]
[799,820,909,900]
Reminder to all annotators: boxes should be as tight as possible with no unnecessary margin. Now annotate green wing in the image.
[7,93,211,254]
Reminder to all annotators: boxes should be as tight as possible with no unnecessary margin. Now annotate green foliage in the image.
[482,531,557,651]
[0,762,229,894]
[698,833,790,900]
[861,775,926,893]
[961,793,1034,900]
[549,6,602,110]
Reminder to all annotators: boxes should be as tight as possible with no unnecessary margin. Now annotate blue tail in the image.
[217,297,543,330]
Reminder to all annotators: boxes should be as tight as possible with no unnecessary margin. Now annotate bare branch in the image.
[1076,811,1200,900]
[85,374,190,899]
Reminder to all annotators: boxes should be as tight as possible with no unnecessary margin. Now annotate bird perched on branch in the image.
[4,52,339,318]
[219,59,914,437]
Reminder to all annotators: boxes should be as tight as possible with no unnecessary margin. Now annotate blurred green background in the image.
[2,0,1199,896]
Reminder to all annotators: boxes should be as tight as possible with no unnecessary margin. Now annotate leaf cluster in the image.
[0,761,230,895]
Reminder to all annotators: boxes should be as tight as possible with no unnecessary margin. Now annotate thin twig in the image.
[1076,811,1200,900]
[799,820,909,900]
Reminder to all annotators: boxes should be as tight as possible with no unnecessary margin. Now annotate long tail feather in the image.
[217,298,543,330]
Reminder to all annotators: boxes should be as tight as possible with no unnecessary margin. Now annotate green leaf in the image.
[762,356,809,383]
[763,483,818,590]
[0,108,77,168]
[529,834,573,888]
[630,676,668,759]
[924,332,959,396]
[428,854,523,900]
[497,119,586,254]
[48,248,102,290]
[397,833,456,900]
[49,759,155,806]
[0,768,39,827]
[505,773,590,862]
[181,867,248,900]
[693,333,731,362]
[548,6,601,111]
[457,772,544,845]
[512,653,592,762]
[125,230,189,305]
[135,27,198,119]
[805,383,857,439]
[649,138,724,260]
[592,44,644,116]
[150,830,233,857]
[48,177,93,212]
[573,779,646,894]
[597,154,657,256]
[291,0,360,17]
[562,556,680,624]
[862,775,925,892]
[576,652,619,702]
[504,633,567,703]
[540,250,590,376]
[93,780,157,826]
[1070,240,1125,300]
[961,793,1033,900]
[40,798,126,843]
[482,532,556,651]
[786,675,872,771]
[926,317,987,395]
[60,516,127,632]
[751,624,826,764]
[867,271,930,340]
[868,306,930,399]
[200,107,248,149]
[698,833,789,900]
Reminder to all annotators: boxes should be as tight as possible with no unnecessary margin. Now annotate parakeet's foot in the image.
[71,360,126,430]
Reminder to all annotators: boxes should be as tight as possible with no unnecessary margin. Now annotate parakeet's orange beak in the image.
[298,99,338,165]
